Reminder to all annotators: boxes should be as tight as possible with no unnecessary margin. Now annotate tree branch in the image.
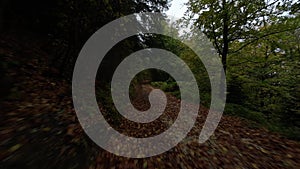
[231,27,300,54]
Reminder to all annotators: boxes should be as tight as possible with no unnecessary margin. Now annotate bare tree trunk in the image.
[220,0,229,98]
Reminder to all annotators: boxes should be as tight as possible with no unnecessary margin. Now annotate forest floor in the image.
[0,33,300,169]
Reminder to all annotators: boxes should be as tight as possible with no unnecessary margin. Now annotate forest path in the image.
[0,34,299,169]
[95,84,300,169]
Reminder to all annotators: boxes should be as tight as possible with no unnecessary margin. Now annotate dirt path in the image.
[95,85,300,169]
[1,34,300,169]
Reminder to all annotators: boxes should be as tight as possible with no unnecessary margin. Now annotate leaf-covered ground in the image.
[0,34,299,169]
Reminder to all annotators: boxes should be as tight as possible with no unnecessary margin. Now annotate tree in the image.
[226,17,300,137]
[2,0,170,78]
[184,0,297,74]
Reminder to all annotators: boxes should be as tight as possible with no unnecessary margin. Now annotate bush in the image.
[224,103,267,124]
[151,81,178,92]
[151,81,211,105]
[224,103,300,140]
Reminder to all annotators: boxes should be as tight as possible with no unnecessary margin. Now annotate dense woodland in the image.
[0,0,300,168]
[183,0,300,138]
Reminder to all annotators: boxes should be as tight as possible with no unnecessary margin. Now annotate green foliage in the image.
[226,75,246,105]
[181,0,300,139]
[151,81,181,99]
[225,103,300,140]
[224,15,300,139]
[151,81,178,92]
[224,104,267,124]
[267,124,300,140]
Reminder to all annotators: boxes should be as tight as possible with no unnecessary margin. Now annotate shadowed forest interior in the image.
[0,0,299,168]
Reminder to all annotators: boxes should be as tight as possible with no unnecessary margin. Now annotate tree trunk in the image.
[220,0,229,98]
